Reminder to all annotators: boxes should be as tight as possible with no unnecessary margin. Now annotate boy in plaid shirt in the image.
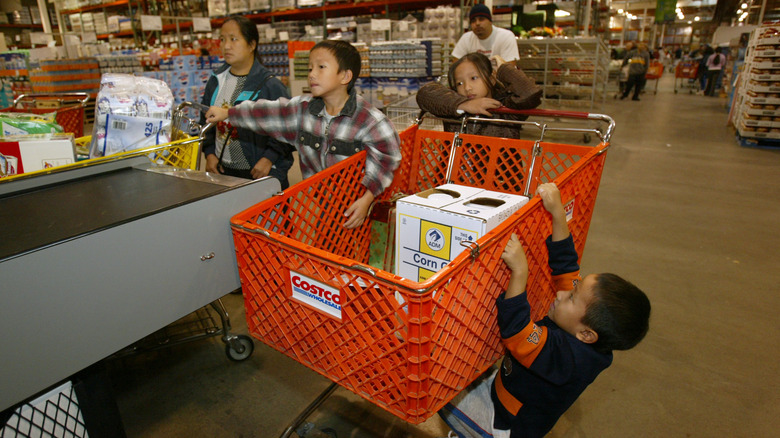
[207,40,401,229]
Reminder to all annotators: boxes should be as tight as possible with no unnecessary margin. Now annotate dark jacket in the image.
[492,235,612,437]
[622,48,650,76]
[416,63,542,139]
[199,58,294,169]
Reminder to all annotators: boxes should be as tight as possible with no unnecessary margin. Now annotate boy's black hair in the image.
[447,53,499,98]
[222,16,259,57]
[583,273,651,353]
[312,40,361,92]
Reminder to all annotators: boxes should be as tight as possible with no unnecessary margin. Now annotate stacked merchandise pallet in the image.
[355,42,370,77]
[29,58,101,102]
[733,24,780,148]
[143,55,222,120]
[516,37,610,110]
[96,52,143,74]
[358,41,439,109]
[276,41,316,96]
[258,42,291,81]
[369,42,429,78]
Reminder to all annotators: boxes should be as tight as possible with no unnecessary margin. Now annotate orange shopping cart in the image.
[230,109,615,435]
[0,92,90,137]
[674,59,700,94]
[645,60,664,95]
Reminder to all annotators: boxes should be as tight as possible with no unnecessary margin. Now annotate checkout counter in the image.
[0,156,279,432]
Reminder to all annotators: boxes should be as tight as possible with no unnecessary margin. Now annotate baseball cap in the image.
[469,4,492,22]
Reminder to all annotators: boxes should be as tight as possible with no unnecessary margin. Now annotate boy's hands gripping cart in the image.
[229,108,615,433]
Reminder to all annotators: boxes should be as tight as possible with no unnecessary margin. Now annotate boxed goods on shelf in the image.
[421,5,461,40]
[228,0,250,13]
[29,59,101,98]
[369,42,428,77]
[208,0,228,17]
[273,0,296,11]
[107,15,132,33]
[734,24,780,146]
[249,0,271,11]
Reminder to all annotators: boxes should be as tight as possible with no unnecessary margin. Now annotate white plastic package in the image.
[89,73,174,158]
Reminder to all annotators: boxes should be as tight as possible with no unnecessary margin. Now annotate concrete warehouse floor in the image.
[107,73,780,437]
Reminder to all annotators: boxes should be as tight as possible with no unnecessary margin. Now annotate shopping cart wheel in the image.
[225,335,254,361]
[583,133,592,143]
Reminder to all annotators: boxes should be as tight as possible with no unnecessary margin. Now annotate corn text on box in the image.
[395,184,529,282]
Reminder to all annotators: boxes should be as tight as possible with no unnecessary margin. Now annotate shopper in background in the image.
[618,41,635,96]
[704,47,727,97]
[451,4,520,62]
[620,42,650,101]
[696,44,714,93]
[438,182,651,438]
[200,16,294,187]
[416,52,541,139]
[205,40,401,229]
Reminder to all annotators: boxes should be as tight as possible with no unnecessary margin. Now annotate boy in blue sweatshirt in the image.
[440,182,651,438]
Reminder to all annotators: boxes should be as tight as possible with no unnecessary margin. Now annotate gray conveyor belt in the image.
[0,158,280,412]
[0,167,230,261]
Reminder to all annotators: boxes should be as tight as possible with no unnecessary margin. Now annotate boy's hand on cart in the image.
[205,106,229,123]
[537,183,570,242]
[502,233,529,298]
[536,183,564,217]
[343,191,374,229]
[250,158,272,180]
[502,233,528,272]
[457,98,502,116]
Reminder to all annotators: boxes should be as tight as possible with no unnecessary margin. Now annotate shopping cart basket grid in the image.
[232,111,614,424]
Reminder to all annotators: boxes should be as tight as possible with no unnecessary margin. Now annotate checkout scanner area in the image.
[0,156,279,434]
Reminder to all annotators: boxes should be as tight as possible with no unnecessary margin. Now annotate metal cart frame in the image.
[1,92,90,137]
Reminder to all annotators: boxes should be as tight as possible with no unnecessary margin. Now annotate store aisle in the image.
[108,74,780,437]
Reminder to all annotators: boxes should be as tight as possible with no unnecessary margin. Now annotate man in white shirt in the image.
[451,4,520,62]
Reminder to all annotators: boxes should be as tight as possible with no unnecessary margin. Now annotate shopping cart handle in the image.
[490,107,590,119]
[14,92,90,107]
[488,106,616,143]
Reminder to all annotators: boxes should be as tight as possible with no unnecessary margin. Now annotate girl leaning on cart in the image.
[416,53,542,138]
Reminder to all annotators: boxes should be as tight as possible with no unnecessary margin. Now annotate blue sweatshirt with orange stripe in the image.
[490,235,612,437]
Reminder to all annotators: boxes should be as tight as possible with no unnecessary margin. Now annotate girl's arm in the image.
[496,63,543,110]
[416,82,469,118]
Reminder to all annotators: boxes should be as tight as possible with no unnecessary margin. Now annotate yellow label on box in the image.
[419,220,451,259]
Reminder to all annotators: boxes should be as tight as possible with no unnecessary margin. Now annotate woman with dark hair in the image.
[704,47,727,97]
[416,52,541,139]
[200,16,294,186]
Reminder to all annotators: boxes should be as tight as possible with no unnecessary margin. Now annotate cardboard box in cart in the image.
[0,134,75,178]
[396,184,529,282]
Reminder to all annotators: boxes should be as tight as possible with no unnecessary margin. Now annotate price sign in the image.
[371,19,391,31]
[193,17,211,32]
[141,15,163,31]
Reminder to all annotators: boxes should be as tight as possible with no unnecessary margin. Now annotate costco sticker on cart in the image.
[289,271,342,320]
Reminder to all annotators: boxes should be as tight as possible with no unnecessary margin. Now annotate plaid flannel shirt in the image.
[227,89,401,196]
